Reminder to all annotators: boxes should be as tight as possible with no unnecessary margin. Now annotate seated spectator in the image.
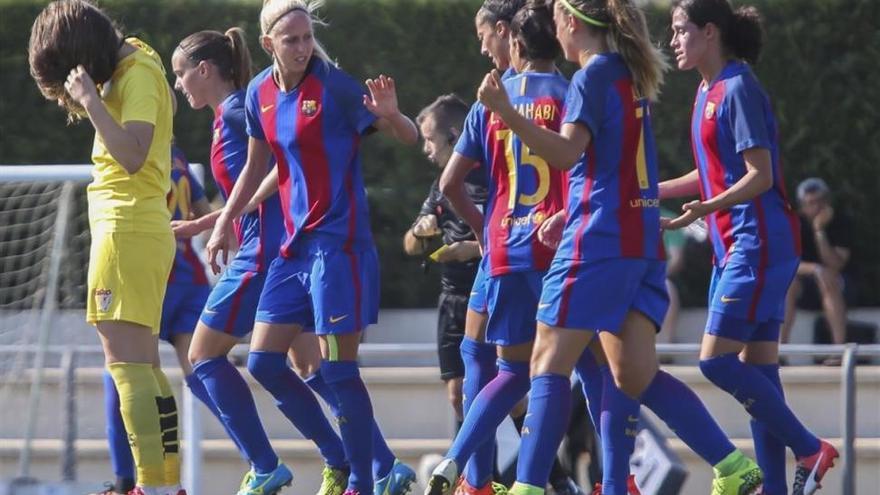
[781,178,853,365]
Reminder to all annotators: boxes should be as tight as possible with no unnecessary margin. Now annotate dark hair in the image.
[672,0,764,64]
[176,28,253,90]
[477,0,527,26]
[417,94,469,139]
[28,0,122,119]
[510,2,562,61]
[562,0,668,100]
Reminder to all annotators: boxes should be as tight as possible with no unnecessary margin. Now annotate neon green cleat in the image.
[507,482,544,495]
[317,465,350,495]
[711,451,763,495]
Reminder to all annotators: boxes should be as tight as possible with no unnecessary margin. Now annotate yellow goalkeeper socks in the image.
[152,367,181,486]
[107,362,164,486]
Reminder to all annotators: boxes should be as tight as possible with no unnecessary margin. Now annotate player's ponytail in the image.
[561,0,668,101]
[673,0,764,65]
[176,28,254,90]
[509,2,561,62]
[225,27,253,89]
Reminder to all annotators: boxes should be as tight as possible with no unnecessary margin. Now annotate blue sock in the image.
[322,360,376,493]
[459,337,497,486]
[184,373,247,460]
[247,352,347,469]
[193,357,278,473]
[600,372,640,495]
[306,369,396,480]
[750,364,788,495]
[640,369,735,466]
[451,358,530,487]
[700,354,820,457]
[516,374,572,487]
[103,370,135,480]
[574,351,604,437]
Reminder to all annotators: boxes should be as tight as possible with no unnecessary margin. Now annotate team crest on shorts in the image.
[704,102,716,119]
[95,288,112,312]
[302,100,318,116]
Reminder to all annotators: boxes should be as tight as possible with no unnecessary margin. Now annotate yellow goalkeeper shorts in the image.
[86,231,175,331]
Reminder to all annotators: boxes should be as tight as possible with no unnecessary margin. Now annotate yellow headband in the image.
[558,0,609,28]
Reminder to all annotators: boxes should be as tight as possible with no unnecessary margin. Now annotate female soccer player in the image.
[171,25,415,495]
[98,146,213,495]
[427,5,569,495]
[205,1,419,494]
[664,1,837,494]
[29,2,181,494]
[477,1,763,494]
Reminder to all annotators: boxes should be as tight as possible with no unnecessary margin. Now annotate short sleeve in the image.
[453,103,485,162]
[118,62,162,126]
[724,79,772,153]
[562,68,606,137]
[326,67,378,135]
[244,81,265,140]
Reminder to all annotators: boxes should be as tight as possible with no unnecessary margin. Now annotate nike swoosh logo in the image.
[538,303,552,309]
[329,314,349,324]
[720,296,741,303]
[470,292,479,296]
[203,308,218,315]
[261,104,274,113]
[805,451,825,493]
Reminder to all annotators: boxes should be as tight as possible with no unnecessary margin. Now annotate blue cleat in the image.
[375,459,417,495]
[237,462,294,495]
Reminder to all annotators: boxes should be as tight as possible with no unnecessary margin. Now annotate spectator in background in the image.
[404,94,486,422]
[781,178,853,365]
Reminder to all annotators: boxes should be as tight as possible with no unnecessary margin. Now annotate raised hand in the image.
[364,74,400,119]
[64,65,99,109]
[477,69,512,115]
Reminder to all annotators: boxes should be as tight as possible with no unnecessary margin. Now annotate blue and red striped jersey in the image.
[691,60,800,267]
[212,90,285,272]
[555,53,664,262]
[245,58,376,254]
[455,72,569,276]
[168,146,208,285]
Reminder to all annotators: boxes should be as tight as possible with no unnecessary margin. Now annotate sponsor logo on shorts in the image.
[95,288,112,312]
[329,314,349,324]
[720,295,741,304]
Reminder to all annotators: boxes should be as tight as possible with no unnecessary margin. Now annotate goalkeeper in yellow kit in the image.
[28,2,183,494]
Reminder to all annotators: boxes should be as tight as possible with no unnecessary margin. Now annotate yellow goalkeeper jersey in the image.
[87,38,173,234]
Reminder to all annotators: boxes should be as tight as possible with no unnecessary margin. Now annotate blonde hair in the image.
[565,0,669,101]
[260,0,332,63]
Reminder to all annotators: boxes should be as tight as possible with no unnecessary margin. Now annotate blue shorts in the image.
[705,258,799,342]
[485,271,544,346]
[199,266,266,337]
[256,239,379,335]
[467,257,489,314]
[537,257,668,333]
[160,282,210,343]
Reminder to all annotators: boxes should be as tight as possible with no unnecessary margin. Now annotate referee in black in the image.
[404,94,486,423]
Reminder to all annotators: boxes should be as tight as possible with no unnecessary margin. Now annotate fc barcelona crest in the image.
[704,102,716,119]
[302,100,318,116]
